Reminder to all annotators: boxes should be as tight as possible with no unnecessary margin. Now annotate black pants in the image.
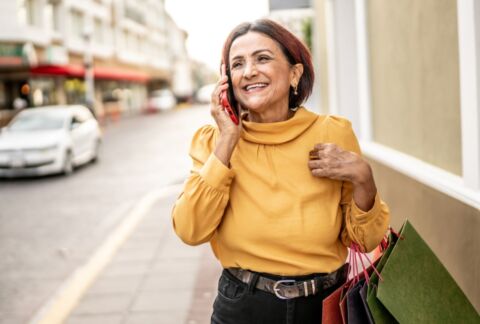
[211,268,343,324]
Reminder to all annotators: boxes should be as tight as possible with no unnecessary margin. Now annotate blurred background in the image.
[0,0,478,323]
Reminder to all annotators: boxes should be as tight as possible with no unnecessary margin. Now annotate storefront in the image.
[27,64,150,123]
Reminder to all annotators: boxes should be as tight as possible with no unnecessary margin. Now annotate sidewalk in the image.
[64,190,222,324]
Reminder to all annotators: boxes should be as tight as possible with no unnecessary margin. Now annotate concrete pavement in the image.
[0,105,215,324]
[58,186,222,324]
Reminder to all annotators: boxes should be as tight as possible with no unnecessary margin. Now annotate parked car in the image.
[0,105,102,178]
[195,83,216,104]
[146,89,177,112]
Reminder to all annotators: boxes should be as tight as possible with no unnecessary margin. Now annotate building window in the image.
[367,0,462,176]
[70,9,84,40]
[18,0,36,26]
[94,18,103,44]
[125,5,145,25]
[123,29,130,50]
[44,1,60,32]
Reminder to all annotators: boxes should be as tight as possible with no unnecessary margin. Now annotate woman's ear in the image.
[290,63,304,85]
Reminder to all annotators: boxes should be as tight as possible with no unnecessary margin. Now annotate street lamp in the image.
[83,26,95,116]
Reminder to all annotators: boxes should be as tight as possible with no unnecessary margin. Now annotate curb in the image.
[28,184,183,324]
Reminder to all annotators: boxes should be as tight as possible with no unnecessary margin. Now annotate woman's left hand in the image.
[308,143,372,185]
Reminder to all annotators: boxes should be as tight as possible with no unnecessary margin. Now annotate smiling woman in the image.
[172,19,390,324]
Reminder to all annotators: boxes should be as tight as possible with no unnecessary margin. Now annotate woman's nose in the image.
[243,62,258,78]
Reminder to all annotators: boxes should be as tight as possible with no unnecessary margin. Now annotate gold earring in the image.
[292,84,298,96]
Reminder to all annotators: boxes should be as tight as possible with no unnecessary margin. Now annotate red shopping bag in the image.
[322,241,384,324]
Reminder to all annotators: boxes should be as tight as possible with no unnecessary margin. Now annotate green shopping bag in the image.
[377,220,479,323]
[366,232,398,324]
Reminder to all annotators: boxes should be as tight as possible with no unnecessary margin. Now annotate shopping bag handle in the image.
[349,242,383,284]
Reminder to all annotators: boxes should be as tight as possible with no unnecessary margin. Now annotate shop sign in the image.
[0,44,23,57]
[0,44,23,65]
[0,43,38,66]
[46,45,69,65]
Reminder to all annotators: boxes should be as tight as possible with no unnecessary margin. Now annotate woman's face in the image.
[228,32,301,114]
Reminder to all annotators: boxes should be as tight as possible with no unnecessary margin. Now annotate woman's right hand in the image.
[211,64,241,141]
[211,64,242,167]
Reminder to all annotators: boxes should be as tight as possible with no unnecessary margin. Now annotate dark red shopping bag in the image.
[322,242,383,324]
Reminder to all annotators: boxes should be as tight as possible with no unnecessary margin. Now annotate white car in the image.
[0,105,102,178]
[146,89,177,112]
[195,84,216,104]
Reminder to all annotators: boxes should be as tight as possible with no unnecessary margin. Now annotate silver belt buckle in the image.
[273,279,296,299]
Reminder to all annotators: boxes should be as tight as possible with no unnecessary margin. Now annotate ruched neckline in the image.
[241,107,319,145]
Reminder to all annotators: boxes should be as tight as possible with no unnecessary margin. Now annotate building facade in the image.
[0,0,190,125]
[313,0,480,311]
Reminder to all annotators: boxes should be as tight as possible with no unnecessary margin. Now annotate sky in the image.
[165,0,269,71]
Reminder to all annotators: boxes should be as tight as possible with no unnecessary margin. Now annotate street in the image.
[0,105,212,324]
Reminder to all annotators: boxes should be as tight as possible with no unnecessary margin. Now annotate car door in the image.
[69,114,84,160]
[71,113,92,162]
[80,109,100,155]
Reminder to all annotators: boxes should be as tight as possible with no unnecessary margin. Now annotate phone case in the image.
[221,90,239,125]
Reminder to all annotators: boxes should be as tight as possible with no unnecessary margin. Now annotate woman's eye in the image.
[258,56,271,62]
[231,62,243,69]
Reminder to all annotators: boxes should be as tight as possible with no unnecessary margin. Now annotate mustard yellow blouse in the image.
[172,107,390,275]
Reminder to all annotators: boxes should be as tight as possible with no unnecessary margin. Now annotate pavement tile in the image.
[65,314,124,324]
[66,187,223,323]
[86,275,143,295]
[0,315,24,324]
[111,247,158,263]
[150,259,201,274]
[185,249,222,324]
[72,294,132,315]
[139,273,197,292]
[101,260,151,277]
[124,311,185,324]
[120,238,160,250]
[130,291,192,312]
[158,245,203,259]
[0,277,60,317]
[128,231,166,241]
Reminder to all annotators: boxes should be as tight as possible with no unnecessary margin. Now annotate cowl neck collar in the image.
[241,107,318,145]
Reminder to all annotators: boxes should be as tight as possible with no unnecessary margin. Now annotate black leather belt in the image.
[227,263,348,300]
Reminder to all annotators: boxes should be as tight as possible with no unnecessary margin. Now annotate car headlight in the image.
[39,145,59,154]
[24,145,59,154]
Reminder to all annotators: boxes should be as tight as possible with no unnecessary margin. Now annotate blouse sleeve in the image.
[327,116,390,253]
[171,125,235,246]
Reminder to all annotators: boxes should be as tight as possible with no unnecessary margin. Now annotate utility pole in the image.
[83,26,95,116]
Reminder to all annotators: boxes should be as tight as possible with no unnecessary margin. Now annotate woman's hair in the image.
[221,19,314,109]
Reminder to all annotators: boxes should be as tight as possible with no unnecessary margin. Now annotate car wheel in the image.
[91,140,101,163]
[63,151,74,176]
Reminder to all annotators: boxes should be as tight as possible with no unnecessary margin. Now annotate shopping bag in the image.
[346,279,370,324]
[366,232,399,324]
[321,283,345,324]
[377,220,480,323]
[358,283,374,324]
[321,249,368,324]
[340,243,379,324]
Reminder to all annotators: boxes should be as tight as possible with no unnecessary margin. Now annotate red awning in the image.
[30,64,84,78]
[94,66,149,82]
[30,64,150,83]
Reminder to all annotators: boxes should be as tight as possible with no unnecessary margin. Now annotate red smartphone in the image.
[220,90,239,125]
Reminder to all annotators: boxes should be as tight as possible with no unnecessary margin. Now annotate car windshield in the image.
[8,112,66,131]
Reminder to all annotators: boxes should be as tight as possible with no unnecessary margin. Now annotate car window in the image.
[8,112,66,131]
[71,116,82,126]
[75,107,93,122]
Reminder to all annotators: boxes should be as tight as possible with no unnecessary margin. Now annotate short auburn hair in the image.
[221,19,314,109]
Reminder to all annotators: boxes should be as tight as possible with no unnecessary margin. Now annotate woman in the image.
[172,19,390,324]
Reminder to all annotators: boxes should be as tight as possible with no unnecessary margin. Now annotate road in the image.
[0,105,212,324]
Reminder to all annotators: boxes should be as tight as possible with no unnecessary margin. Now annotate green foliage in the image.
[302,17,312,51]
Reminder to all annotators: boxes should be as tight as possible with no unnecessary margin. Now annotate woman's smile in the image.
[242,82,269,95]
